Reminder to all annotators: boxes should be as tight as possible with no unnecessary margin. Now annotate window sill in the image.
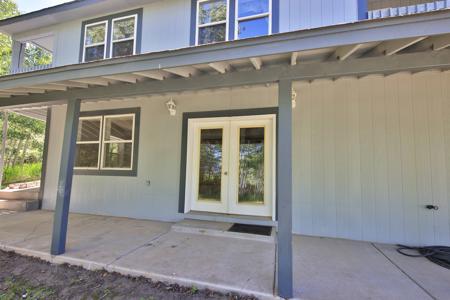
[74,169,137,177]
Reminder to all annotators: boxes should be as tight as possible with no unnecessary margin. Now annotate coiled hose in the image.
[397,245,450,270]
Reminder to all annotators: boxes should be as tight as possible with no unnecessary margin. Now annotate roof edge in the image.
[0,0,105,27]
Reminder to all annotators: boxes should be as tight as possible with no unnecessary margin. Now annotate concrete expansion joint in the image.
[370,243,436,300]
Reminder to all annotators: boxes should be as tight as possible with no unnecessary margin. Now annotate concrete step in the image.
[171,219,276,243]
[0,199,39,211]
[184,211,277,227]
[0,187,39,201]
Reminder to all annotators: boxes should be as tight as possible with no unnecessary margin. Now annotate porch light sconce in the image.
[166,98,177,116]
[292,88,297,108]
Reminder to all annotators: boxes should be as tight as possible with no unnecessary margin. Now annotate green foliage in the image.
[24,43,52,68]
[0,278,55,300]
[0,0,19,76]
[0,112,46,186]
[3,163,42,185]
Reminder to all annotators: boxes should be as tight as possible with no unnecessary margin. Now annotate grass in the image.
[0,278,55,300]
[2,163,42,186]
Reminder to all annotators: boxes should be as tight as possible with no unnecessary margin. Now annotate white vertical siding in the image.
[293,71,450,246]
[279,0,359,32]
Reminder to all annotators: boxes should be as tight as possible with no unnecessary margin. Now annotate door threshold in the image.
[172,218,276,243]
[183,211,277,227]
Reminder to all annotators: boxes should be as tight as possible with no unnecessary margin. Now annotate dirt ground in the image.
[0,250,258,300]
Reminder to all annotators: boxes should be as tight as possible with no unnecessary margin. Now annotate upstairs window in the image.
[80,9,142,63]
[236,0,271,39]
[111,15,137,58]
[83,21,108,62]
[196,0,228,45]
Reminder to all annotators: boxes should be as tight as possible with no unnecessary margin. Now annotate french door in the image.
[185,115,275,218]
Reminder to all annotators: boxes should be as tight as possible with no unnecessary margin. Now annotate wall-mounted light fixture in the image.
[166,98,177,116]
[292,88,297,108]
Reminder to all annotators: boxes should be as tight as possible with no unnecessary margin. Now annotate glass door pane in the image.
[198,128,223,201]
[238,127,265,204]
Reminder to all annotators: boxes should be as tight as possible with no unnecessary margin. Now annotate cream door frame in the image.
[185,114,276,219]
[228,117,275,217]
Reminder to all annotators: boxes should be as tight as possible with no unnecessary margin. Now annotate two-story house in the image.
[1,0,450,297]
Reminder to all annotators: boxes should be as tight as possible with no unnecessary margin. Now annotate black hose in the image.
[397,245,450,270]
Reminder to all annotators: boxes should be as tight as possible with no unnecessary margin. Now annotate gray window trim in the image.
[74,107,140,177]
[178,107,278,213]
[79,8,143,63]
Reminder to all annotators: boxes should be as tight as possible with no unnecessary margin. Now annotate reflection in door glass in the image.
[239,127,264,203]
[198,129,223,201]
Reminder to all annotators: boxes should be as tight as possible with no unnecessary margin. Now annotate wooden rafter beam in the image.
[208,62,231,74]
[102,74,140,84]
[250,57,262,70]
[332,44,363,60]
[430,35,450,51]
[164,66,199,78]
[290,52,299,66]
[32,84,67,91]
[0,88,46,94]
[54,81,89,88]
[71,78,110,86]
[133,70,171,81]
[375,36,427,56]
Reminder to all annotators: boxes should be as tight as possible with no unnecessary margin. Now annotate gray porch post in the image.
[277,79,293,298]
[10,41,24,74]
[50,99,81,255]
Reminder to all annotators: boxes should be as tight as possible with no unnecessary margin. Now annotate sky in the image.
[15,0,73,13]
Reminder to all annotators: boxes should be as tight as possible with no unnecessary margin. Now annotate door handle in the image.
[223,171,228,176]
[425,205,439,210]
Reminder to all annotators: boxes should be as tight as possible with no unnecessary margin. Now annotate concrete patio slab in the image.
[293,236,437,300]
[1,211,449,300]
[374,243,450,300]
[0,211,276,299]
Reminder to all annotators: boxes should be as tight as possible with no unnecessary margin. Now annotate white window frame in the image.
[110,14,138,58]
[82,20,108,63]
[234,0,272,40]
[196,0,230,45]
[74,116,103,170]
[100,113,136,171]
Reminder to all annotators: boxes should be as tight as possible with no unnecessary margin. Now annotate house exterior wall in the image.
[279,0,360,32]
[11,0,363,68]
[43,70,450,247]
[43,86,279,221]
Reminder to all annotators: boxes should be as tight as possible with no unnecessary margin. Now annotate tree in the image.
[0,0,19,75]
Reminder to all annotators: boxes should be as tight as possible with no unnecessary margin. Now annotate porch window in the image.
[102,114,135,170]
[75,109,139,176]
[196,0,229,45]
[111,15,137,58]
[83,21,108,62]
[236,0,271,39]
[75,117,102,169]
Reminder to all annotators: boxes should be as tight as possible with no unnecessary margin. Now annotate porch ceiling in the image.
[2,10,450,107]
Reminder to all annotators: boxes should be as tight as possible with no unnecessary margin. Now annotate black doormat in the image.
[228,224,272,236]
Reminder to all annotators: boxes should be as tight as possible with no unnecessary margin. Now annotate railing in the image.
[8,63,54,75]
[368,0,450,19]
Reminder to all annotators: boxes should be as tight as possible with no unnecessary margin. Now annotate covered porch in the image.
[1,210,449,299]
[2,10,450,298]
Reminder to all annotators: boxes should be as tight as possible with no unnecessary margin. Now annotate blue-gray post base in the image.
[50,99,81,255]
[277,79,293,298]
